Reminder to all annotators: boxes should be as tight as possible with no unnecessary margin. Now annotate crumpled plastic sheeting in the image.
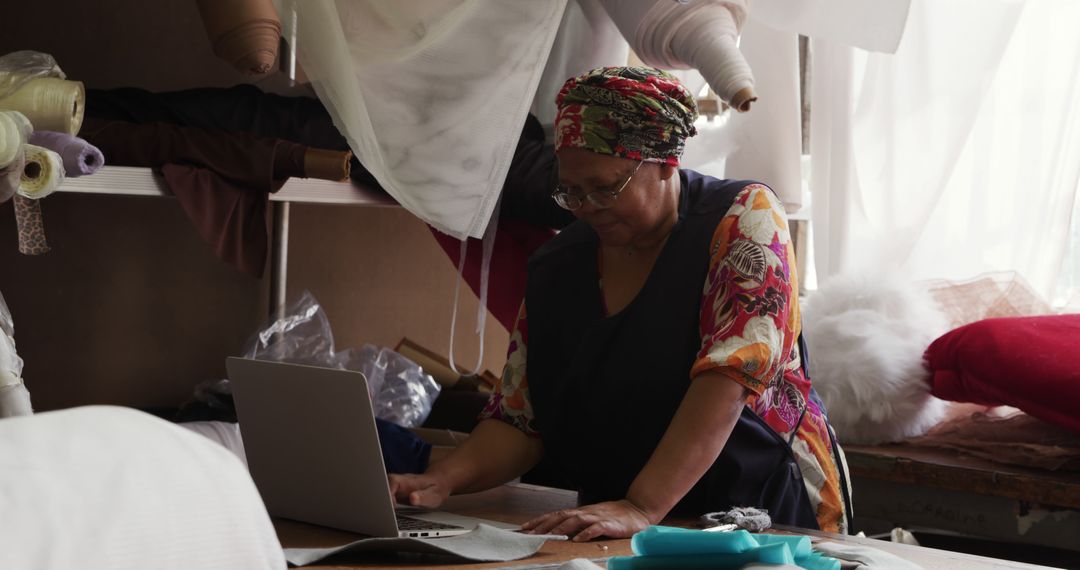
[0,50,64,100]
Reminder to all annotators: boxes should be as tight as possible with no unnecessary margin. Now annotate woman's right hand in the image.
[388,472,451,509]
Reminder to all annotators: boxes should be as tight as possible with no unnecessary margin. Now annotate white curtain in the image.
[810,0,1080,302]
[278,0,567,240]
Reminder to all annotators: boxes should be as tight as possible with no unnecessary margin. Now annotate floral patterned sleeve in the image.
[477,302,540,437]
[691,184,801,396]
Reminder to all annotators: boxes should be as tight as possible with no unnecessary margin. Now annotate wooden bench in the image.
[844,444,1080,551]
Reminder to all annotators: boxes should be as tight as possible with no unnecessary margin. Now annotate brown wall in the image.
[0,0,509,412]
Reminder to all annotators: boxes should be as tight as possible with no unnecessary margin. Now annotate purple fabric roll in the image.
[27,131,105,177]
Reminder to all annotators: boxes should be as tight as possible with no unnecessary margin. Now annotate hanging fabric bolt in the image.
[13,195,49,255]
[196,0,282,75]
[601,0,756,112]
[28,131,104,177]
[0,77,85,135]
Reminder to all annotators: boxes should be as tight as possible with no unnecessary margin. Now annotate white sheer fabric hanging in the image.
[276,0,567,239]
[810,0,1080,301]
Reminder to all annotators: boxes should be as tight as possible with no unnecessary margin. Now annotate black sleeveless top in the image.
[524,169,819,528]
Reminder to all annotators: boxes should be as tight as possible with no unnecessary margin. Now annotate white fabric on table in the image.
[180,420,248,468]
[0,406,285,570]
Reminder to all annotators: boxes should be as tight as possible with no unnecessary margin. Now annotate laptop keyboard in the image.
[396,514,465,531]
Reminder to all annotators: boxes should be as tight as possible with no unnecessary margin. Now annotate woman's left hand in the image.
[520,500,654,542]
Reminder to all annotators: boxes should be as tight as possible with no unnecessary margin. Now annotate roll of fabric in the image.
[17,143,64,199]
[27,130,103,177]
[13,195,49,255]
[601,0,756,111]
[0,150,23,204]
[0,110,32,169]
[195,0,281,75]
[0,77,85,135]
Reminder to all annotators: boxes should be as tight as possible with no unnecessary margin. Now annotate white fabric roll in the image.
[0,149,22,204]
[17,143,64,200]
[0,406,286,570]
[601,0,754,106]
[279,0,567,239]
[0,109,31,169]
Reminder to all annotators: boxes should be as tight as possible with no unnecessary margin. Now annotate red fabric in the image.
[429,219,555,332]
[926,314,1080,433]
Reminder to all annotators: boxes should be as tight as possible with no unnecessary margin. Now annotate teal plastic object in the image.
[631,526,759,556]
[753,534,812,558]
[607,543,794,569]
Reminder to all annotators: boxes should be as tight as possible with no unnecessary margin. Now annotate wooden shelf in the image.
[57,166,399,207]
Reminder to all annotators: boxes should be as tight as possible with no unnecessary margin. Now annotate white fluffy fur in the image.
[803,273,949,445]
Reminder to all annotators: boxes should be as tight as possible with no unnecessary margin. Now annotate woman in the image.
[391,67,849,540]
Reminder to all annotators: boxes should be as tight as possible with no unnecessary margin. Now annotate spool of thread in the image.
[0,110,32,169]
[18,144,65,200]
[13,195,49,255]
[0,149,23,204]
[28,131,104,177]
[196,0,282,75]
[0,77,85,135]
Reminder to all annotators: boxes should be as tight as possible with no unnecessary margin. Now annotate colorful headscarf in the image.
[554,66,698,166]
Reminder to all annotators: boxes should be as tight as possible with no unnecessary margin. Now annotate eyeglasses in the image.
[552,160,644,211]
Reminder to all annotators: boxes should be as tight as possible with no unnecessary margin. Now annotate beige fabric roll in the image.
[0,110,31,169]
[18,144,64,200]
[0,150,23,204]
[196,0,282,75]
[0,77,84,135]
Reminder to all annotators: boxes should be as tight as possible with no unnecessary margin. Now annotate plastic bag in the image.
[0,290,24,383]
[354,345,442,428]
[239,291,440,427]
[0,51,64,100]
[0,290,32,417]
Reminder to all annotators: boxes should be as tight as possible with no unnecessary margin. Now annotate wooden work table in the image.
[845,444,1080,552]
[274,482,1056,569]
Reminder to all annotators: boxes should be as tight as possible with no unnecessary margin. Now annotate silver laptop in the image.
[226,357,509,537]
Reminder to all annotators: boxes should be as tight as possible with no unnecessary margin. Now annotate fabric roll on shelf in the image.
[0,110,32,169]
[27,131,103,177]
[17,144,64,200]
[0,151,23,204]
[78,117,350,275]
[0,77,85,135]
[196,0,282,75]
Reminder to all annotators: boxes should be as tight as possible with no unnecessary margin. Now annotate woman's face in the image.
[556,148,677,247]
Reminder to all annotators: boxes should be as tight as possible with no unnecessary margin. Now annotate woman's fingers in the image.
[573,521,611,542]
[550,513,595,537]
[525,510,574,535]
[388,474,441,506]
[408,487,444,509]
